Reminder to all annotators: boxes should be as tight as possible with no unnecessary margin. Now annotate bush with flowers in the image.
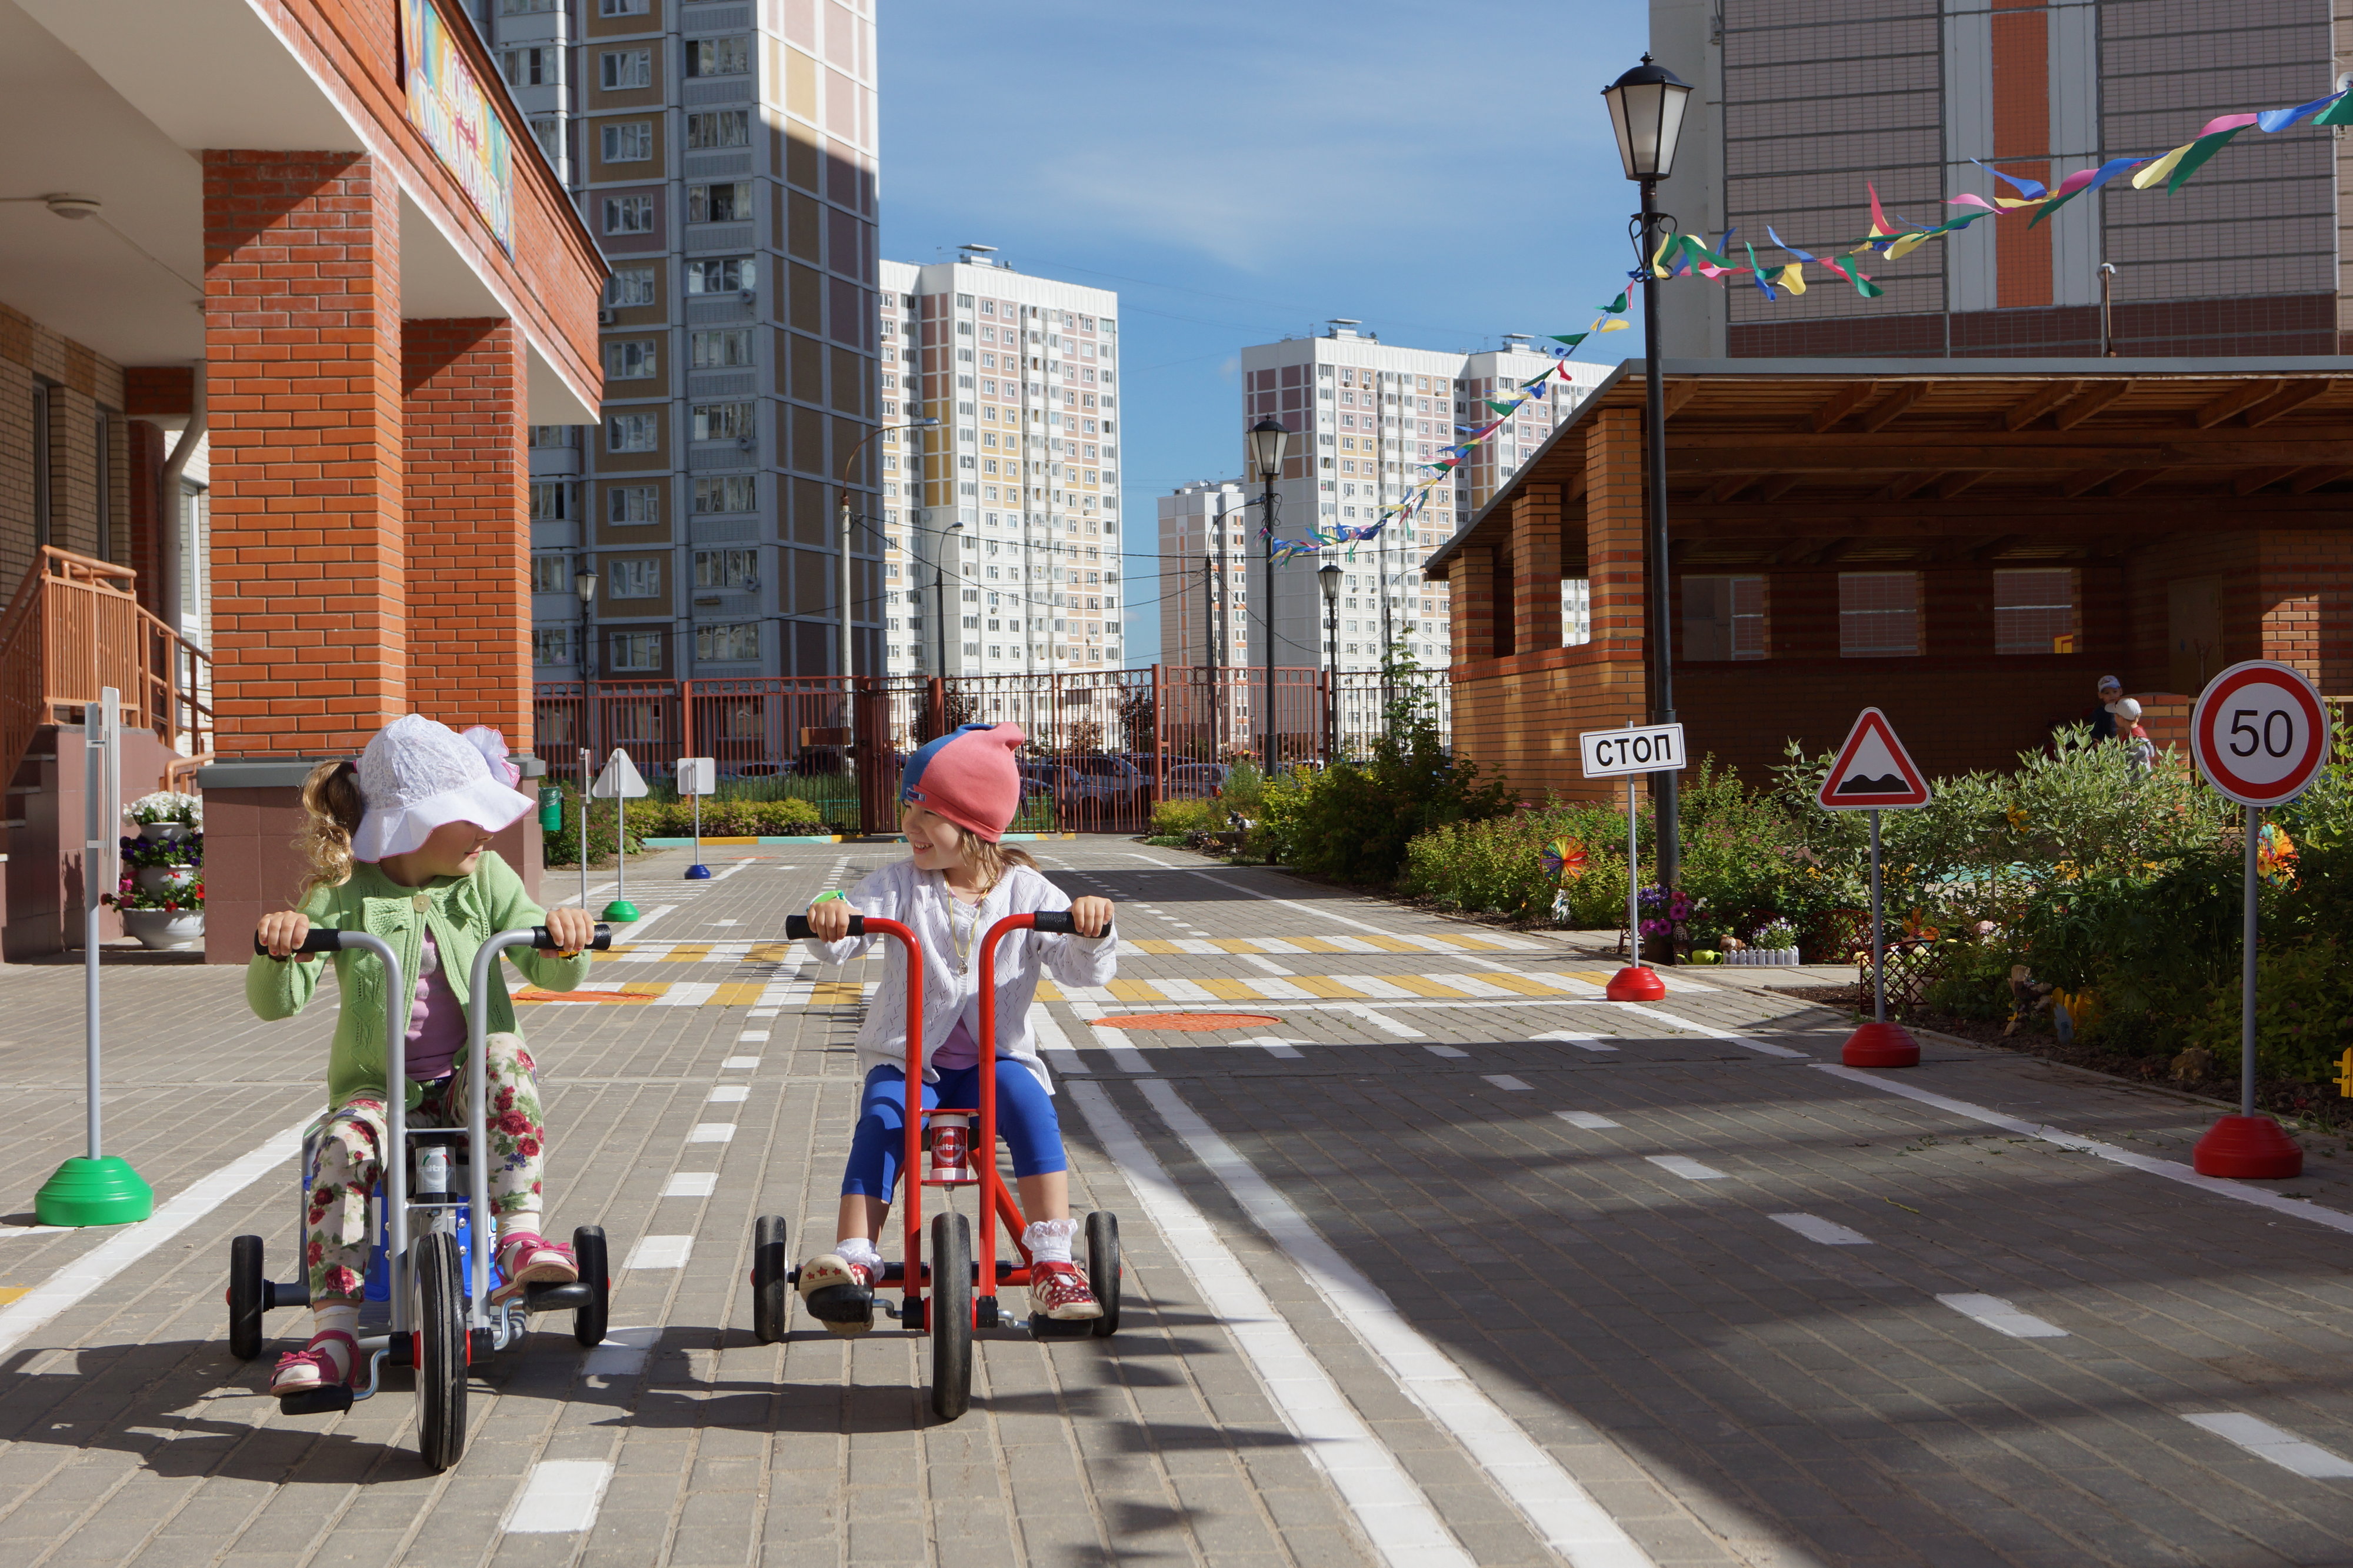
[106,828,204,911]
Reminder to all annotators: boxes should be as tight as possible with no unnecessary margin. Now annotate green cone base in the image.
[601,900,641,923]
[35,1156,155,1227]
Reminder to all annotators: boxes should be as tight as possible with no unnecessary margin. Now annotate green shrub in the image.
[628,796,827,837]
[1150,797,1225,837]
[544,784,641,868]
[1399,802,1632,925]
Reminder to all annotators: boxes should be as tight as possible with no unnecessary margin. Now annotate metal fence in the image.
[531,665,1451,835]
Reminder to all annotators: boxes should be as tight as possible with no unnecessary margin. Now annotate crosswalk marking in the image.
[595,930,1551,963]
[525,969,1673,1010]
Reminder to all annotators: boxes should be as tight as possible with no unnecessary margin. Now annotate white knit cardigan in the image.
[802,859,1116,1093]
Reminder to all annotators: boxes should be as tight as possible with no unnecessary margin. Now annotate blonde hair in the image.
[961,836,1038,894]
[294,759,366,907]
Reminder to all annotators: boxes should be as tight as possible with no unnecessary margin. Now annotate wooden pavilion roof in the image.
[1422,357,2353,576]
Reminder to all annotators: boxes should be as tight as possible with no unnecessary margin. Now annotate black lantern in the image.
[1248,418,1289,481]
[1601,56,1693,182]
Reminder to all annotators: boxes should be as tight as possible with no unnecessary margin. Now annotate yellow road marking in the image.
[1035,980,1064,1002]
[0,1287,28,1306]
[1292,976,1374,999]
[1378,975,1475,998]
[809,982,865,1005]
[1354,935,1427,954]
[1107,978,1167,1002]
[1199,977,1267,1001]
[1463,971,1569,997]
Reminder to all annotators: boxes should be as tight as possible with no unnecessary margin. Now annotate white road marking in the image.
[1557,1112,1621,1130]
[2181,1413,2353,1479]
[1028,1004,1084,1066]
[706,1085,749,1103]
[1239,953,1295,978]
[738,1029,771,1042]
[1065,1000,1152,1073]
[721,1056,762,1070]
[1061,1082,1477,1567]
[502,1459,616,1534]
[612,904,679,942]
[686,1123,736,1143]
[1614,1003,1807,1058]
[711,859,757,881]
[748,1008,780,1019]
[661,1173,718,1198]
[1531,1030,1617,1053]
[1769,1213,1873,1246]
[708,919,739,927]
[0,1119,308,1358]
[1483,1074,1534,1092]
[580,1326,661,1379]
[1812,1063,2353,1240]
[1425,1046,1468,1059]
[624,1235,694,1270]
[1937,1293,2067,1339]
[1647,1156,1729,1182]
[1337,1002,1424,1038]
[1235,1036,1309,1059]
[1125,1079,1657,1568]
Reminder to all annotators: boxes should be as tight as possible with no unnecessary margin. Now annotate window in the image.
[529,555,572,595]
[691,401,754,441]
[608,485,659,524]
[685,258,755,295]
[1994,569,2078,655]
[687,182,751,222]
[532,628,574,665]
[604,267,656,307]
[689,328,754,368]
[599,0,648,12]
[602,196,654,235]
[697,622,759,661]
[604,339,656,380]
[609,631,662,672]
[694,475,756,513]
[1682,575,1767,661]
[599,49,652,89]
[606,412,659,452]
[503,0,557,12]
[685,36,749,75]
[608,559,661,599]
[694,548,757,589]
[528,482,575,521]
[502,47,555,86]
[685,109,750,149]
[1839,572,1921,658]
[529,118,562,162]
[601,121,652,162]
[528,424,581,448]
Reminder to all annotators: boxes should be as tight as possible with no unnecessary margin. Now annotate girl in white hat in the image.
[249,715,596,1397]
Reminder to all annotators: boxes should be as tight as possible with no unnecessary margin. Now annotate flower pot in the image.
[121,909,205,952]
[138,823,193,844]
[135,865,200,898]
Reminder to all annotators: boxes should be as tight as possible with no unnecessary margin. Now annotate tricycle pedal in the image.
[277,1384,354,1416]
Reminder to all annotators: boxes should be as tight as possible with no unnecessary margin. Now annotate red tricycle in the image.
[750,909,1122,1420]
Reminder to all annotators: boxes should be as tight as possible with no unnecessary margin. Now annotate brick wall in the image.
[403,316,531,747]
[0,300,126,589]
[204,149,406,757]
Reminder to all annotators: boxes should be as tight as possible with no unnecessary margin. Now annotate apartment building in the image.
[470,0,885,680]
[1651,0,2346,358]
[876,251,1122,676]
[1231,326,1605,674]
[1156,480,1251,670]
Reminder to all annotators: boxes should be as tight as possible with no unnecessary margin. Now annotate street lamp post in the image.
[1603,54,1694,912]
[930,519,965,676]
[1247,419,1290,775]
[574,568,598,763]
[1318,561,1342,763]
[833,415,939,787]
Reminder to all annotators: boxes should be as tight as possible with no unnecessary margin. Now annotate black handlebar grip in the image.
[528,923,614,952]
[253,929,348,956]
[1032,910,1110,938]
[786,913,866,939]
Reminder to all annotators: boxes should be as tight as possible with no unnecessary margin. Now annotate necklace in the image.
[948,881,986,973]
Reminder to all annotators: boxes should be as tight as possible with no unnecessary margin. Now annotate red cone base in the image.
[2192,1114,2303,1179]
[1605,966,1666,1002]
[1841,1021,1920,1067]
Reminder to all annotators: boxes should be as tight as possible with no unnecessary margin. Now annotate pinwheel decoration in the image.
[1540,838,1589,882]
[2258,822,2298,887]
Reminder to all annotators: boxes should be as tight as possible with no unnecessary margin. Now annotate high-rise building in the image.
[471,0,885,682]
[876,252,1122,676]
[1651,0,2347,358]
[1156,479,1251,668]
[1232,325,1605,673]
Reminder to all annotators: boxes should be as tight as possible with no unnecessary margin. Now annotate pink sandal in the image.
[269,1330,359,1396]
[492,1231,579,1303]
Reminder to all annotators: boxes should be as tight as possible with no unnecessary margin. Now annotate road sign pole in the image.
[1601,723,1667,1003]
[578,747,591,907]
[2242,804,2259,1119]
[1869,809,1887,1026]
[1626,773,1639,972]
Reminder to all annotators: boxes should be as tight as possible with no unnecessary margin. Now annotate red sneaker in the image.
[1029,1260,1102,1321]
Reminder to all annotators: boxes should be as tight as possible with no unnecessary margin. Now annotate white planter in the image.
[138,822,194,844]
[135,864,200,898]
[121,908,205,952]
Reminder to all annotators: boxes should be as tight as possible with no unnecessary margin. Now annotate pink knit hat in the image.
[900,723,1026,843]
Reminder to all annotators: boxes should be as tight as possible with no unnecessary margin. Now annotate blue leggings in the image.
[841,1061,1066,1198]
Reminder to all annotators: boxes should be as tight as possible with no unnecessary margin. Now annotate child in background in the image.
[798,723,1116,1331]
[2115,696,2154,775]
[250,716,596,1396]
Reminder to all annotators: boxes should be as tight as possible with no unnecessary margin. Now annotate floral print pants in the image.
[304,1032,548,1302]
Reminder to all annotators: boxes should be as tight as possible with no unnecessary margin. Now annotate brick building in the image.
[1426,360,2353,799]
[0,0,604,961]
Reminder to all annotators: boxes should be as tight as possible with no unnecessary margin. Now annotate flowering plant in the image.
[126,792,202,828]
[1637,885,1704,943]
[105,872,204,912]
[1752,919,1798,950]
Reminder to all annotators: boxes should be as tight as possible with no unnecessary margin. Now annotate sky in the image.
[875,0,1652,665]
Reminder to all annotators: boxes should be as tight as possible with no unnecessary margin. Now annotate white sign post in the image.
[1578,722,1685,1002]
[1815,708,1933,1068]
[591,748,650,922]
[2187,659,2331,1180]
[677,756,716,880]
[576,747,591,910]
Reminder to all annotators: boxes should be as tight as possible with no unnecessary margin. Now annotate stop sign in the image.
[2188,660,2331,807]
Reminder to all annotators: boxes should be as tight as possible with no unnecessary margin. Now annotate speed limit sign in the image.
[2189,660,2332,806]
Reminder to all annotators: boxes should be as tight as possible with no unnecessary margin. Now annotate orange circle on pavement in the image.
[1094,1012,1277,1032]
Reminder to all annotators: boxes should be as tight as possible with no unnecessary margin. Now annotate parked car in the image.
[1069,755,1150,822]
[1162,763,1231,800]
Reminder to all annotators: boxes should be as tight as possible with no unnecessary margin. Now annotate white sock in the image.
[312,1302,360,1363]
[835,1236,881,1272]
[1023,1219,1078,1265]
[502,1210,545,1246]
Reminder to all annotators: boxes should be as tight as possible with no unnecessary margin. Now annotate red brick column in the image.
[2259,529,2353,696]
[1508,483,1564,658]
[1586,410,1646,660]
[204,151,405,757]
[1448,546,1497,663]
[403,318,530,747]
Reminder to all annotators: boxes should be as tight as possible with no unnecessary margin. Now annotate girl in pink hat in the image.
[798,722,1117,1331]
[249,716,598,1397]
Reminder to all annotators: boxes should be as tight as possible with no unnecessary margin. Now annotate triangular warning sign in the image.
[591,748,649,799]
[1816,708,1931,810]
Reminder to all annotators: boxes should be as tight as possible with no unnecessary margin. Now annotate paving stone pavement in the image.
[5,839,2353,1565]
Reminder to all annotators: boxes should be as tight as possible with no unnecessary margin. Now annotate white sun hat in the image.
[350,715,533,863]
